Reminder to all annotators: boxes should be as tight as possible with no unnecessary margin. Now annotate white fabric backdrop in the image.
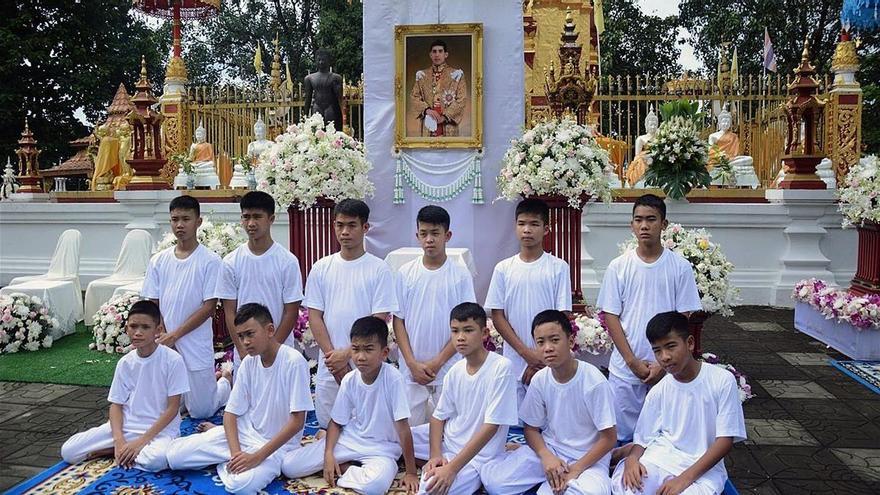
[363,0,524,298]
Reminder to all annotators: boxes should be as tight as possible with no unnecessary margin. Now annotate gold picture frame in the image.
[395,23,483,149]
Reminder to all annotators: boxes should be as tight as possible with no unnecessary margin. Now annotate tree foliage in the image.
[0,1,167,169]
[600,0,682,76]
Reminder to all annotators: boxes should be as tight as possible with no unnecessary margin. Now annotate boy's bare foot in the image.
[315,429,327,440]
[85,447,115,459]
[504,442,521,451]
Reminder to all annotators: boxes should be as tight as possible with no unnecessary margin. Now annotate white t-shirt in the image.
[304,252,398,378]
[331,362,411,458]
[394,257,476,385]
[433,352,518,467]
[225,345,314,450]
[634,363,747,494]
[215,242,304,347]
[596,248,701,383]
[520,361,616,467]
[108,345,190,439]
[141,245,221,371]
[484,252,572,379]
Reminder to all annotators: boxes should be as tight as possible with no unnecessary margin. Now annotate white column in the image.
[766,189,837,306]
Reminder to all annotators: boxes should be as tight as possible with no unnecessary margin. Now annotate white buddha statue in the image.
[189,121,220,189]
[232,117,273,188]
[708,106,760,188]
[1,157,19,199]
[625,106,658,188]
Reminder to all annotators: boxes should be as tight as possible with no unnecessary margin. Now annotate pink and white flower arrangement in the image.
[701,352,754,403]
[793,278,880,330]
[157,218,246,259]
[0,293,57,354]
[621,223,740,316]
[838,154,879,227]
[90,293,141,354]
[257,113,374,209]
[497,118,613,208]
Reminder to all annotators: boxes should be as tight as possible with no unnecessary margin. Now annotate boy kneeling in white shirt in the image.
[481,309,617,495]
[411,302,518,495]
[167,303,313,495]
[61,300,189,472]
[612,312,746,495]
[282,316,419,494]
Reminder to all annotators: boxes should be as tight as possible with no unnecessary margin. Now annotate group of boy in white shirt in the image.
[60,192,745,495]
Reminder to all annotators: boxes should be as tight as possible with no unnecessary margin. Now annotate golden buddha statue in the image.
[91,123,120,191]
[112,122,133,190]
[189,120,220,189]
[625,106,658,188]
[708,105,759,188]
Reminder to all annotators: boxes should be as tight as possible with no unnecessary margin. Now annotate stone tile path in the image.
[0,306,878,493]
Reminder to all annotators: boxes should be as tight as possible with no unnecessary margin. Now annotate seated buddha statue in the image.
[232,117,273,188]
[708,105,760,188]
[91,123,120,191]
[189,121,220,189]
[625,106,658,188]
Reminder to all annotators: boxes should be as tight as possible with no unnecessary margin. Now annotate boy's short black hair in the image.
[430,39,448,52]
[128,299,161,325]
[234,303,274,327]
[350,316,389,348]
[450,302,487,328]
[646,311,690,343]
[240,191,276,216]
[169,195,200,216]
[417,205,451,231]
[633,194,666,221]
[333,199,370,223]
[531,309,572,337]
[515,198,550,225]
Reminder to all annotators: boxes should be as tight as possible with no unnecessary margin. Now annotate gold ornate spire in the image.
[270,32,282,92]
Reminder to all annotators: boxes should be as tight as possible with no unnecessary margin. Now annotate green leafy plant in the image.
[659,100,703,124]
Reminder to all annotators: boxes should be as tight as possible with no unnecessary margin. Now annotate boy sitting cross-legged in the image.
[282,316,419,495]
[167,303,314,495]
[61,300,189,472]
[411,302,518,495]
[481,309,617,495]
[611,312,746,495]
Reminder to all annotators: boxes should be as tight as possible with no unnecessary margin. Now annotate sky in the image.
[637,0,703,71]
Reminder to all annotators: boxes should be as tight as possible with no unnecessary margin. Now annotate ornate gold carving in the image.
[165,55,188,81]
[832,40,859,71]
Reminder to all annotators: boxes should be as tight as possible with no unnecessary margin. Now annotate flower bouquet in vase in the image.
[1,293,58,354]
[621,223,740,356]
[644,114,710,201]
[838,155,880,295]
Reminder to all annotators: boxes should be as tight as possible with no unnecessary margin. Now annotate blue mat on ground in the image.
[830,359,880,395]
[6,411,524,494]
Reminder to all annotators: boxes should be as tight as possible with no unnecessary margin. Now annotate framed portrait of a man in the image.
[395,23,483,149]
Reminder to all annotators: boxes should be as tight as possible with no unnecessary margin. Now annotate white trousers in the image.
[608,374,648,442]
[282,435,399,495]
[60,422,172,472]
[166,425,286,495]
[411,423,483,495]
[406,382,443,426]
[610,458,717,495]
[315,375,341,429]
[480,444,611,495]
[184,369,231,419]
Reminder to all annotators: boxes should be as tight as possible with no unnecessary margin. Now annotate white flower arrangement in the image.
[644,116,711,199]
[89,293,141,354]
[497,119,613,208]
[571,313,613,356]
[838,154,880,227]
[156,218,247,259]
[621,223,740,316]
[256,113,375,210]
[0,293,57,354]
[793,278,880,330]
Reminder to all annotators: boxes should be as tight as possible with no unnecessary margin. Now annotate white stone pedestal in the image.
[114,190,181,238]
[8,192,50,202]
[765,189,837,306]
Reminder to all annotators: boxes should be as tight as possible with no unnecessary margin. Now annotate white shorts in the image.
[481,443,611,495]
[608,374,648,442]
[61,422,173,472]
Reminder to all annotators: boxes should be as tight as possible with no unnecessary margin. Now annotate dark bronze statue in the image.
[303,49,343,131]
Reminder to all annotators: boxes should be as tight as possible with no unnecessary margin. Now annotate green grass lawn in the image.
[0,323,120,387]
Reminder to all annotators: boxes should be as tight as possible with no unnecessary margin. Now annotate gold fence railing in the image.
[182,81,364,159]
[584,73,833,186]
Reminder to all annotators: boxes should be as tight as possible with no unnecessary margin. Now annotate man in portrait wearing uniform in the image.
[410,39,468,137]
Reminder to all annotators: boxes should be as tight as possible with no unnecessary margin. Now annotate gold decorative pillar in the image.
[160,54,188,182]
[270,33,282,93]
[826,28,862,183]
[15,118,42,193]
[126,57,169,190]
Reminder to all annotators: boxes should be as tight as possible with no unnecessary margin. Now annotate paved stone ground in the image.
[0,306,878,493]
